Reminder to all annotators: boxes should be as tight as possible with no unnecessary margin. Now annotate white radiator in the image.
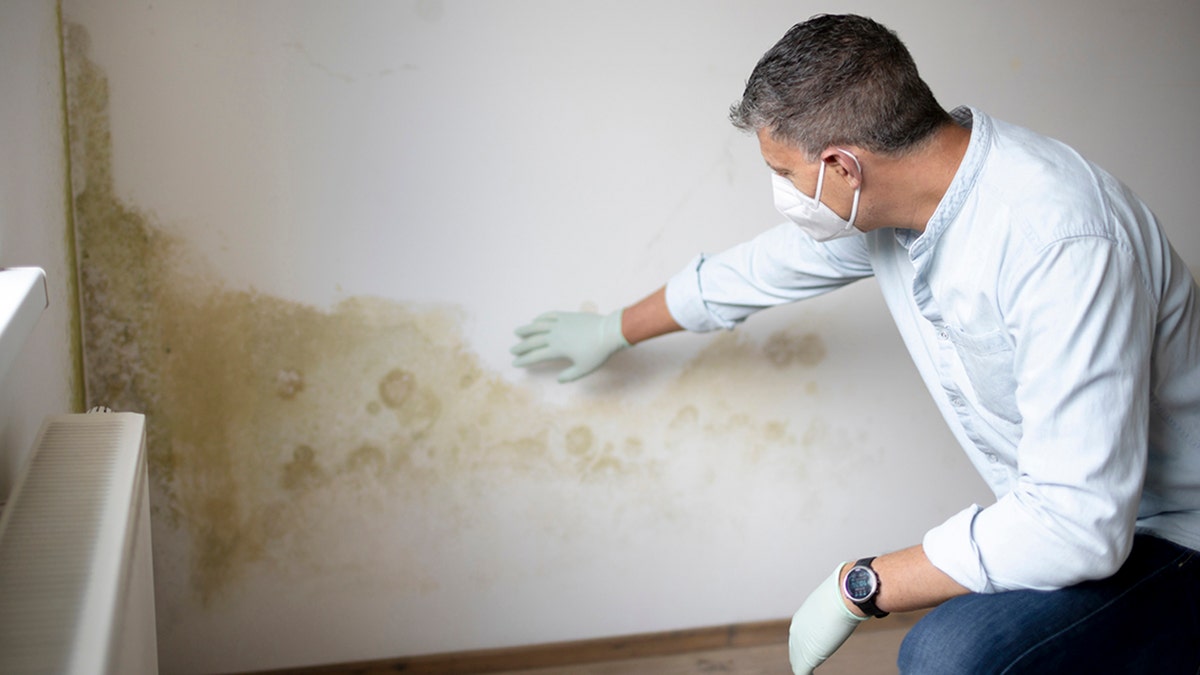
[0,268,49,385]
[0,412,158,674]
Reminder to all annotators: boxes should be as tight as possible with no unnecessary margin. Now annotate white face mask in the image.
[772,149,862,242]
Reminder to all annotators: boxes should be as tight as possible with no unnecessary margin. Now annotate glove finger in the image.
[513,346,565,368]
[557,363,595,383]
[513,321,554,338]
[509,334,550,356]
[514,311,562,334]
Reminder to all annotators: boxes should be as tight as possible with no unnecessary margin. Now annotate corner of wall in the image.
[56,0,86,414]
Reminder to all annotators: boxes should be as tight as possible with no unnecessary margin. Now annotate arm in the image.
[843,544,968,616]
[511,225,873,382]
[787,545,967,674]
[666,224,873,333]
[620,286,682,345]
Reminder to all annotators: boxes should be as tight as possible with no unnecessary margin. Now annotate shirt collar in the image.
[906,106,991,260]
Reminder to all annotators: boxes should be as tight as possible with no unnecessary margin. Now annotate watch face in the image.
[845,566,877,601]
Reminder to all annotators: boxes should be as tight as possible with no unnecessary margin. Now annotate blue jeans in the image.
[898,534,1200,674]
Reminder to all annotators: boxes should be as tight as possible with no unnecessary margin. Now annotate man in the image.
[511,14,1200,674]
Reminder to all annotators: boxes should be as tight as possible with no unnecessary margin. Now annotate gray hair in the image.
[730,14,951,159]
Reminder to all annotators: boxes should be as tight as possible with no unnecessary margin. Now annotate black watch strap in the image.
[846,556,889,618]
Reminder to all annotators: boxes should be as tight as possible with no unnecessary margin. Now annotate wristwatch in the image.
[842,557,889,618]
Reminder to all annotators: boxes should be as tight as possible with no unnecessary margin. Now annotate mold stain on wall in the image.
[62,21,834,620]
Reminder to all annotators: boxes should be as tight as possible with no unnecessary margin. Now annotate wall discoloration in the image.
[62,21,834,610]
[763,329,826,368]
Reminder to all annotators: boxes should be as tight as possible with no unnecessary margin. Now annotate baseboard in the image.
[240,612,927,675]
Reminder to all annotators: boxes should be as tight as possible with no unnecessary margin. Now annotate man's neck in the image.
[872,121,972,233]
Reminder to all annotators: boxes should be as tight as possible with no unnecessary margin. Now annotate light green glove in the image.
[510,310,630,383]
[789,564,868,674]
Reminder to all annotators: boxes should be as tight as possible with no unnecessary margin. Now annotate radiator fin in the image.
[0,413,150,675]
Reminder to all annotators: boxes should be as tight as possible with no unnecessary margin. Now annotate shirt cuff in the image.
[664,254,736,332]
[922,504,996,594]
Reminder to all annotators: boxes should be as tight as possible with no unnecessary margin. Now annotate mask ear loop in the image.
[812,158,827,205]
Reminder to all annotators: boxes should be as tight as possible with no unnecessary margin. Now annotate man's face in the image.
[756,128,859,222]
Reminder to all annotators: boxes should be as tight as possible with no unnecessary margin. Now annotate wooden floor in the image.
[488,622,910,675]
[253,614,921,675]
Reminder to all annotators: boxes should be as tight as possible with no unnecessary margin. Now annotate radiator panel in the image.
[0,412,156,675]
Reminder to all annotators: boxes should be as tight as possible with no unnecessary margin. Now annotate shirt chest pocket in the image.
[945,327,1022,425]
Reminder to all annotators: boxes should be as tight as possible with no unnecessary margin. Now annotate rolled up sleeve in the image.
[665,223,875,333]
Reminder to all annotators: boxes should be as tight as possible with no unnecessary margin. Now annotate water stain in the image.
[378,367,442,436]
[565,425,594,456]
[378,368,416,409]
[764,420,787,442]
[62,20,840,612]
[673,329,824,391]
[763,329,826,367]
[668,405,697,429]
[282,445,326,492]
[341,444,387,476]
[275,369,305,399]
[589,454,623,478]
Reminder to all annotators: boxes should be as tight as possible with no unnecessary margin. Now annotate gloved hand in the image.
[789,564,868,674]
[510,310,630,383]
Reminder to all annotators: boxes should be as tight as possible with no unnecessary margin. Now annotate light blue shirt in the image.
[665,107,1200,593]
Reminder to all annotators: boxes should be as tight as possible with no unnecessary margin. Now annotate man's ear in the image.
[820,147,863,188]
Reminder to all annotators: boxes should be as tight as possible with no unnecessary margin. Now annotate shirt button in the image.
[951,397,964,408]
[987,454,999,464]
[938,329,949,340]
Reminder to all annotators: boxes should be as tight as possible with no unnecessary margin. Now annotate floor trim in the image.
[240,613,926,675]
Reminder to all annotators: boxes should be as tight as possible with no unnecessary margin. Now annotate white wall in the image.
[59,1,1200,673]
[0,1,81,498]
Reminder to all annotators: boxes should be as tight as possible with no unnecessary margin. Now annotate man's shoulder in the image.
[975,122,1122,246]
